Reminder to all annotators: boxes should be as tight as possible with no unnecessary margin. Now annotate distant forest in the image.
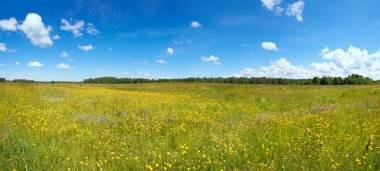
[1,74,378,85]
[82,74,376,85]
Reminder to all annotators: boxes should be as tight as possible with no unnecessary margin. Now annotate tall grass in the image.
[0,83,379,170]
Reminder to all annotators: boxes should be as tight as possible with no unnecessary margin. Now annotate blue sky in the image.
[0,0,380,81]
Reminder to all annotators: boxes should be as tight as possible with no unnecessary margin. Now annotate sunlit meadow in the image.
[0,83,379,170]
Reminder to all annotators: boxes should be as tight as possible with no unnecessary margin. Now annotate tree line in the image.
[0,78,36,83]
[83,74,375,85]
[0,74,376,85]
[311,74,373,85]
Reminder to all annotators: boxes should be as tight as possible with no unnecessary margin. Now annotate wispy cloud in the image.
[78,44,94,52]
[60,51,69,58]
[61,18,85,38]
[155,59,166,64]
[87,23,100,35]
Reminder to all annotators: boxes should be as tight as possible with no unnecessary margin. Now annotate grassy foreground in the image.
[0,83,379,170]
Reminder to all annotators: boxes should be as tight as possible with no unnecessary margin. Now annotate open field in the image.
[0,83,379,170]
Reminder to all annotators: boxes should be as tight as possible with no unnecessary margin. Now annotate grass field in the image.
[0,83,379,170]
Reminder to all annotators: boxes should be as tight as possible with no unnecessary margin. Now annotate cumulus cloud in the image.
[201,55,221,65]
[191,21,201,28]
[234,46,380,79]
[260,58,309,78]
[309,62,341,76]
[261,41,278,51]
[167,48,174,55]
[286,1,305,22]
[86,23,100,35]
[18,13,53,48]
[261,0,283,10]
[0,17,18,31]
[0,43,7,52]
[78,44,94,52]
[317,46,380,78]
[55,63,71,69]
[61,19,85,38]
[60,51,69,58]
[28,61,43,68]
[15,62,20,66]
[235,58,314,78]
[155,59,166,64]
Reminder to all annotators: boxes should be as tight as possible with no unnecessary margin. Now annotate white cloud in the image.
[235,58,309,78]
[319,46,329,56]
[86,23,100,35]
[18,13,53,48]
[262,0,305,21]
[52,34,60,40]
[260,58,309,78]
[317,46,380,78]
[0,43,16,53]
[261,0,283,10]
[55,63,71,69]
[261,41,278,51]
[238,68,256,77]
[275,6,285,15]
[155,59,166,64]
[201,55,221,65]
[60,51,69,58]
[234,46,380,79]
[0,17,18,31]
[138,72,151,77]
[167,48,174,55]
[78,44,94,52]
[309,62,341,76]
[60,19,84,38]
[286,1,305,22]
[0,43,7,52]
[191,21,201,28]
[28,61,43,68]
[15,62,20,66]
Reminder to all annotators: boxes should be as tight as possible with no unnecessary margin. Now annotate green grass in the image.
[0,83,379,170]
